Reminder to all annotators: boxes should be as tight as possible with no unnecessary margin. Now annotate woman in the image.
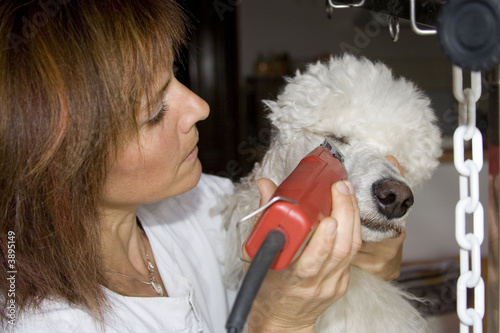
[0,1,404,332]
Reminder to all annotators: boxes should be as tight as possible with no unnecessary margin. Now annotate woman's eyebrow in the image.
[154,76,172,103]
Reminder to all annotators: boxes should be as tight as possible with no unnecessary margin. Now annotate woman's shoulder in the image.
[11,293,203,333]
[10,300,102,333]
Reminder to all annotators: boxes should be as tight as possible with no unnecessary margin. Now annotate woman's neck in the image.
[100,207,145,271]
[99,205,166,297]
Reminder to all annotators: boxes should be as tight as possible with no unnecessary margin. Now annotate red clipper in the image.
[244,141,348,270]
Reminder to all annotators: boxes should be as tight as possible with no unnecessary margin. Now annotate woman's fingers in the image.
[385,155,404,177]
[253,178,362,279]
[294,181,361,278]
[257,178,277,206]
[352,231,406,280]
[293,217,338,279]
[329,181,362,260]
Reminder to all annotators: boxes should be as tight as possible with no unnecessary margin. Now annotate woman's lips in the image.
[184,145,198,162]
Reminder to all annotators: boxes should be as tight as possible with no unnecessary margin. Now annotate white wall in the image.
[404,161,489,263]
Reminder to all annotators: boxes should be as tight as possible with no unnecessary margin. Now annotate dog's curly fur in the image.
[220,54,442,332]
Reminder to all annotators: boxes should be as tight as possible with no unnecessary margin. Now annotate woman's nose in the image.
[178,82,210,134]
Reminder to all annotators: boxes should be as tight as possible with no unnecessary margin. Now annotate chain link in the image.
[453,66,485,333]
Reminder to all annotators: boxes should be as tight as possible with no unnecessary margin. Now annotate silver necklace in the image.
[108,253,164,297]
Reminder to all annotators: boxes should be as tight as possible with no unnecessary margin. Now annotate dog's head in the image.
[261,54,442,242]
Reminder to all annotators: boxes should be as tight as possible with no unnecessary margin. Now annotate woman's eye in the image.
[148,102,168,126]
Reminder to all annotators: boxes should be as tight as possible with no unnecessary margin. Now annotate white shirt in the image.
[12,174,236,333]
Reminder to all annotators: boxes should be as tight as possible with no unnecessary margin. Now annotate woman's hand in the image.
[351,155,406,281]
[351,232,405,281]
[246,178,362,332]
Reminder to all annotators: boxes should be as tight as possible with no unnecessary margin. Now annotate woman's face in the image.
[102,65,209,209]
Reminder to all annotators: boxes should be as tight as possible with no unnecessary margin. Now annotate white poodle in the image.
[221,54,442,332]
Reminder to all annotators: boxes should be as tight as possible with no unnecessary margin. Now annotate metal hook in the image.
[326,0,334,19]
[409,0,436,35]
[327,0,365,9]
[388,16,400,42]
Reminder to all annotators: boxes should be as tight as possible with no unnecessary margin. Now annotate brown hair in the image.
[0,0,188,325]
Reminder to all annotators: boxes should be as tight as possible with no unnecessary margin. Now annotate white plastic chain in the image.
[452,66,485,333]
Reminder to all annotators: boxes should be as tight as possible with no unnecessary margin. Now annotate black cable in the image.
[225,229,287,333]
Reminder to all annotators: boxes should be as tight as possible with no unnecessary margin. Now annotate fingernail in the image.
[335,181,353,195]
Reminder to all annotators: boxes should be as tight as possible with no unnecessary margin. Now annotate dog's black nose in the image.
[372,180,414,219]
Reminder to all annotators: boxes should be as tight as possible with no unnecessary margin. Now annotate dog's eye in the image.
[328,135,349,145]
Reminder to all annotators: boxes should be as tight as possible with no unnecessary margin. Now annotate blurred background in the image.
[176,1,493,331]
